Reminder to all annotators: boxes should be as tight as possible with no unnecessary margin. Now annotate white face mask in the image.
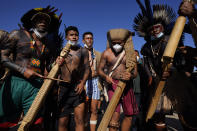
[84,40,92,49]
[136,56,140,62]
[151,32,164,40]
[112,44,123,53]
[33,28,48,38]
[84,44,92,49]
[68,40,79,46]
[84,44,88,48]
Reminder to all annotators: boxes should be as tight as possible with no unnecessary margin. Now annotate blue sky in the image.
[0,0,195,54]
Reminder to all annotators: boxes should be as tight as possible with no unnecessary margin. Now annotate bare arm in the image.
[132,63,138,78]
[179,1,197,46]
[98,50,108,80]
[98,50,113,84]
[142,57,152,78]
[75,48,90,94]
[0,30,9,50]
[1,30,26,74]
[1,30,43,79]
[142,57,153,85]
[81,48,90,85]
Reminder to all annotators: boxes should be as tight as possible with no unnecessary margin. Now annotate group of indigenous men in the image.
[0,0,197,131]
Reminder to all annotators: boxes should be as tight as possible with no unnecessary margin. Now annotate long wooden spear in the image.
[18,43,71,131]
[146,0,192,122]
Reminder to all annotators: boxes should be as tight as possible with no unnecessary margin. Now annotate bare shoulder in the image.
[9,29,23,40]
[102,48,111,58]
[0,30,8,38]
[0,30,9,45]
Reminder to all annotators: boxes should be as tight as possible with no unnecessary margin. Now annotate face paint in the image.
[112,44,123,53]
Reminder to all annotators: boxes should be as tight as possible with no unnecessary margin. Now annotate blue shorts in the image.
[85,77,100,100]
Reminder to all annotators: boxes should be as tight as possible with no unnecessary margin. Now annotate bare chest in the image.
[16,38,46,59]
[107,53,126,72]
[64,49,82,68]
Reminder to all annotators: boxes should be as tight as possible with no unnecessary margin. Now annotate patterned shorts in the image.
[85,77,100,100]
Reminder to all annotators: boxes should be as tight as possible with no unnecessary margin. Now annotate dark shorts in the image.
[58,82,86,118]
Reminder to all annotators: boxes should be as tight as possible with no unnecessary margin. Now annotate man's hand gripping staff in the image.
[146,0,192,122]
[18,43,71,131]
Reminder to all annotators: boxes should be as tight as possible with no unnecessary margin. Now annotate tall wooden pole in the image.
[97,35,135,131]
[97,69,131,131]
[146,15,187,122]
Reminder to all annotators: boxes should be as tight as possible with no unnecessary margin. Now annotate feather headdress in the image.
[21,5,62,33]
[133,0,176,38]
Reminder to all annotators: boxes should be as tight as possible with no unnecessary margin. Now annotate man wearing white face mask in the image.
[82,32,102,131]
[133,1,186,130]
[98,29,138,131]
[56,26,90,131]
[0,6,62,130]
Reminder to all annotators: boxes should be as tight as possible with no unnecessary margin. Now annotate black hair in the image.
[135,50,139,53]
[65,26,79,36]
[82,32,93,40]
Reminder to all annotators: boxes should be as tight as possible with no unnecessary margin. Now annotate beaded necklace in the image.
[29,36,46,73]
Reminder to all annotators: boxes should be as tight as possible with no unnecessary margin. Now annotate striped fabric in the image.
[85,77,100,100]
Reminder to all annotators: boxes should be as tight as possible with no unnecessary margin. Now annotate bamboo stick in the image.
[97,33,135,131]
[146,15,187,122]
[97,80,127,131]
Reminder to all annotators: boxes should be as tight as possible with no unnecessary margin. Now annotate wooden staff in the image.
[18,43,71,131]
[146,0,191,122]
[42,76,69,83]
[97,70,132,131]
[97,35,135,131]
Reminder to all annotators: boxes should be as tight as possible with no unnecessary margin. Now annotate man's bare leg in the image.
[74,102,85,131]
[155,113,167,131]
[90,99,99,131]
[97,99,101,111]
[121,116,132,131]
[84,99,89,129]
[109,112,120,131]
[58,116,69,131]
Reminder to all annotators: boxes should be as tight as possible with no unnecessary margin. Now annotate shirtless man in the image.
[57,26,90,131]
[179,0,197,47]
[98,29,138,131]
[0,7,61,130]
[82,32,101,131]
[0,30,9,85]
